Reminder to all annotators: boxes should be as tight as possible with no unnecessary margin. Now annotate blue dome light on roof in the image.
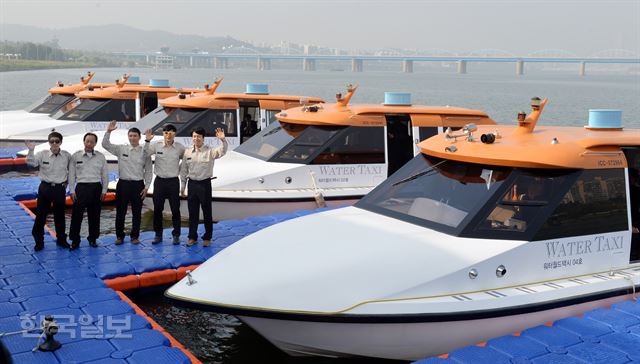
[246,84,269,95]
[384,92,411,106]
[149,79,170,87]
[587,109,623,129]
[127,76,141,84]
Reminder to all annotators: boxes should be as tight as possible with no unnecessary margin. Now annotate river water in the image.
[1,66,638,363]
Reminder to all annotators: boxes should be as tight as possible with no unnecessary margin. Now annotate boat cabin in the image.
[357,100,640,263]
[50,75,199,126]
[24,71,110,115]
[238,85,496,177]
[137,82,325,150]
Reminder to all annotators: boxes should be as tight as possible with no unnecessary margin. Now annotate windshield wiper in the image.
[392,160,447,186]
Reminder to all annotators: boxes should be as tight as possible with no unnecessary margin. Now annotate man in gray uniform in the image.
[103,120,152,245]
[25,131,71,251]
[144,124,185,244]
[68,132,109,249]
[180,127,227,247]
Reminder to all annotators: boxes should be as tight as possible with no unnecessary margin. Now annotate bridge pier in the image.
[258,58,271,70]
[145,55,150,64]
[579,62,586,76]
[457,60,467,74]
[351,58,363,72]
[303,58,316,71]
[516,60,524,75]
[214,57,228,69]
[402,60,413,73]
[189,56,194,67]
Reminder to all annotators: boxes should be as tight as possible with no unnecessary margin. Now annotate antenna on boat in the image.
[336,84,358,106]
[116,74,130,89]
[515,97,547,134]
[205,77,223,95]
[81,71,94,85]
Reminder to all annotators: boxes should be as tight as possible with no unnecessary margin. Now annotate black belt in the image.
[119,179,144,182]
[156,176,179,180]
[189,178,212,183]
[41,181,66,187]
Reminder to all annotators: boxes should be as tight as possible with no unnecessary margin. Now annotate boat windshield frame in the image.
[135,107,238,137]
[25,93,76,115]
[356,154,629,241]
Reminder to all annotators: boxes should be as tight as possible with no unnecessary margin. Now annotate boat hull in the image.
[144,195,361,221]
[239,293,632,360]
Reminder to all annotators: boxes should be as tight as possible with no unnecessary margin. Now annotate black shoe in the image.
[56,240,70,249]
[34,243,44,252]
[152,236,162,244]
[89,241,98,248]
[70,242,80,250]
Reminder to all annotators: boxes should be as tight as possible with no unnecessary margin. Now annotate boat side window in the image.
[27,94,76,114]
[150,108,204,135]
[475,171,572,236]
[181,109,237,137]
[234,122,309,161]
[534,169,628,241]
[59,98,135,121]
[85,99,136,122]
[311,126,385,165]
[271,126,343,164]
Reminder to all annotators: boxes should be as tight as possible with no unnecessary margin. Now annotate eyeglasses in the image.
[48,139,61,144]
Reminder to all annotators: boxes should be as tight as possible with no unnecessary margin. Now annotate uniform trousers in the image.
[115,179,145,239]
[187,179,213,240]
[153,177,181,237]
[32,182,67,245]
[69,182,102,244]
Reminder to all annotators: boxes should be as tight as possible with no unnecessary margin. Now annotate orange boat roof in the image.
[76,84,201,100]
[277,102,495,127]
[159,92,325,110]
[420,122,640,170]
[48,71,112,95]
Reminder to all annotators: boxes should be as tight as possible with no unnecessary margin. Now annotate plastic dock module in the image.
[0,148,26,169]
[0,174,118,207]
[0,177,336,364]
[414,299,640,364]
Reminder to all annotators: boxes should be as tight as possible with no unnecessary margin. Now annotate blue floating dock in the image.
[0,172,118,202]
[0,182,332,363]
[414,299,640,363]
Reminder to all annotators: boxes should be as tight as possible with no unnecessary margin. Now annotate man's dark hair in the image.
[162,124,177,132]
[83,132,98,143]
[48,131,63,142]
[128,127,141,136]
[192,127,206,137]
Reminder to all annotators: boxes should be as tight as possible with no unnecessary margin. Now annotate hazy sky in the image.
[1,0,639,55]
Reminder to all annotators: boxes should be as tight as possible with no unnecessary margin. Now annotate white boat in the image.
[0,71,112,141]
[11,75,200,143]
[31,81,324,162]
[172,85,496,221]
[165,100,640,360]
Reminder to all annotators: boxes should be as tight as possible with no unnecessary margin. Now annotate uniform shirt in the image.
[69,150,109,194]
[144,141,185,178]
[102,131,152,188]
[179,140,228,193]
[26,149,71,184]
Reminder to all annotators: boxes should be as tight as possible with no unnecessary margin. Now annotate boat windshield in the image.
[26,93,76,114]
[357,154,629,240]
[234,121,310,161]
[56,98,136,121]
[357,155,511,233]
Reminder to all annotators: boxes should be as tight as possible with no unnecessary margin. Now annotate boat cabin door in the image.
[239,102,260,143]
[623,147,640,262]
[412,125,441,156]
[139,92,158,118]
[385,114,414,177]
